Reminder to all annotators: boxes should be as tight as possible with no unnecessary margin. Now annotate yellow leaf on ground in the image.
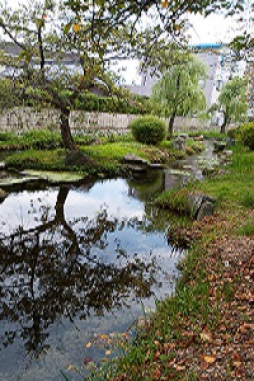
[86,342,92,348]
[161,0,169,8]
[200,330,212,342]
[203,355,216,364]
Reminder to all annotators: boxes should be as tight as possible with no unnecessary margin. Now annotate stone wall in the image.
[0,107,212,134]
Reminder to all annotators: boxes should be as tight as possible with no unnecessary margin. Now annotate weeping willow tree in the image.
[151,55,207,139]
[218,76,248,133]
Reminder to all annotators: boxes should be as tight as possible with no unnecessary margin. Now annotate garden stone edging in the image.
[122,154,149,174]
[187,193,216,221]
[123,154,149,166]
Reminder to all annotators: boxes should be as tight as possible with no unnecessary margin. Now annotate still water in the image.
[0,173,185,380]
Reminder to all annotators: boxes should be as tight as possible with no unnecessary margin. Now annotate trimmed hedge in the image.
[240,122,254,150]
[130,115,166,145]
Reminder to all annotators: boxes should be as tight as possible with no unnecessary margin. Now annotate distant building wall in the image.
[0,107,212,134]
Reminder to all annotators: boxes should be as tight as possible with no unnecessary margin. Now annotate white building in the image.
[128,43,246,109]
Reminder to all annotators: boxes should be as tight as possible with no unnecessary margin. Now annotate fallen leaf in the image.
[203,355,216,364]
[66,364,76,371]
[83,357,93,364]
[174,364,186,371]
[86,342,92,348]
[152,368,161,380]
[200,330,212,342]
[233,361,242,368]
[161,0,169,8]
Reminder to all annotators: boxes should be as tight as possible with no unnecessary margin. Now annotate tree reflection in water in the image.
[0,186,158,358]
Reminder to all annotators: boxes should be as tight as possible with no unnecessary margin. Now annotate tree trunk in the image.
[59,108,76,151]
[55,186,70,223]
[220,113,228,134]
[168,111,176,139]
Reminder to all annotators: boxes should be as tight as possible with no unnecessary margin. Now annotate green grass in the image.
[181,145,254,210]
[155,188,193,217]
[188,130,226,140]
[5,149,68,171]
[4,141,170,176]
[238,218,254,236]
[0,130,62,150]
[81,142,148,162]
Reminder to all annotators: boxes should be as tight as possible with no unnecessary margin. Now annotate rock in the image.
[188,193,204,219]
[123,164,147,174]
[197,157,220,169]
[0,162,6,170]
[202,166,217,176]
[213,141,227,152]
[196,200,214,221]
[149,163,164,170]
[173,137,186,151]
[167,169,192,177]
[224,150,233,157]
[123,154,148,166]
[178,133,188,140]
[193,135,204,141]
[188,193,216,220]
[123,154,149,174]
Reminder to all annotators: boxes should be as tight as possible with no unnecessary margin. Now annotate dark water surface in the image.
[0,174,185,381]
[0,141,218,380]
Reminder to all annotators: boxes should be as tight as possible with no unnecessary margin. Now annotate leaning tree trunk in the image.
[59,108,76,151]
[168,111,176,139]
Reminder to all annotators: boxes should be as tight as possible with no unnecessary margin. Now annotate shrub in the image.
[130,115,166,145]
[227,126,242,140]
[240,122,254,150]
[0,131,15,142]
[22,130,62,150]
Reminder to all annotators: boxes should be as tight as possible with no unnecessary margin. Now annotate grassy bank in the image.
[86,143,253,381]
[2,130,203,177]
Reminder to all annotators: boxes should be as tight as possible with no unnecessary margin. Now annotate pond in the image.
[0,141,218,380]
[0,173,185,381]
